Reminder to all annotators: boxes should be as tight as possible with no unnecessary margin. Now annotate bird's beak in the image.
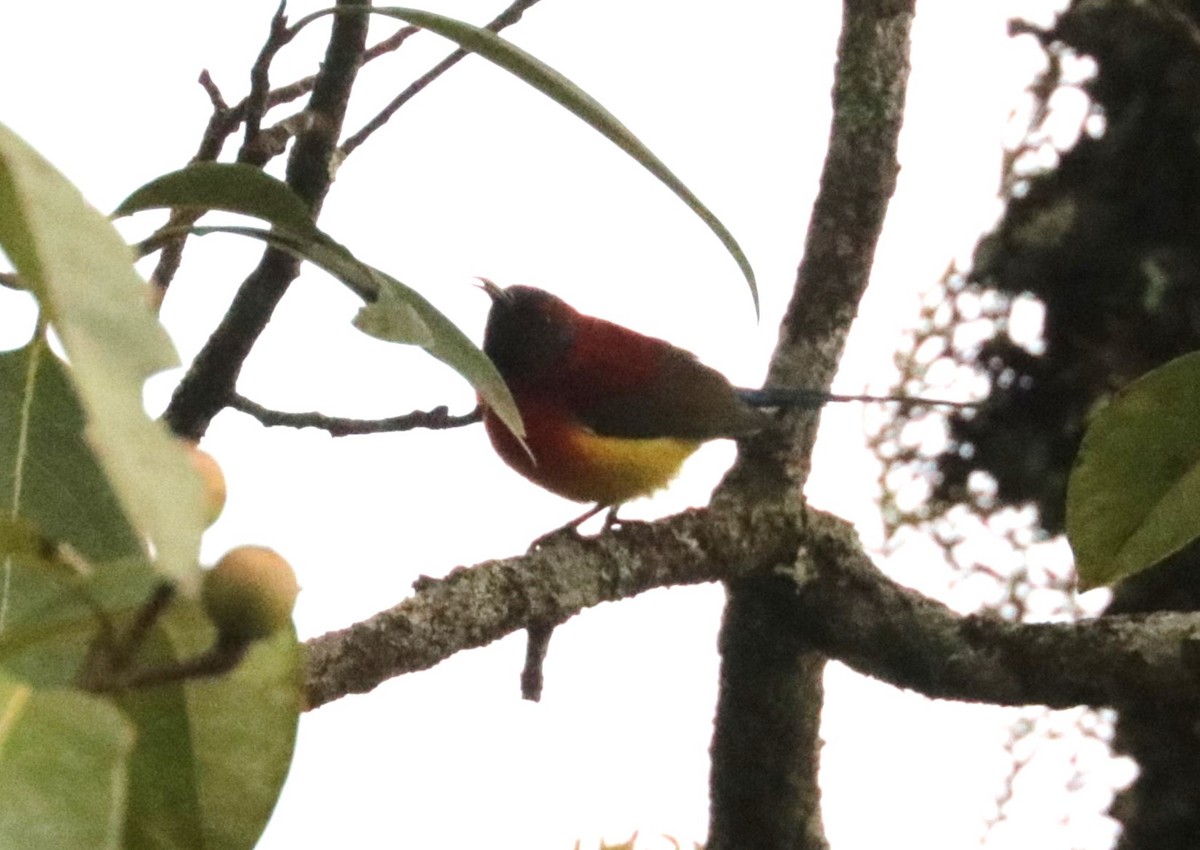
[475,277,508,303]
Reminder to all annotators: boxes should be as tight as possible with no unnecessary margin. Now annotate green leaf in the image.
[113,163,318,237]
[0,671,134,850]
[353,285,435,347]
[0,123,204,591]
[0,550,159,688]
[0,554,300,850]
[0,345,143,567]
[300,6,758,314]
[115,161,522,437]
[181,224,523,440]
[118,601,301,850]
[0,517,55,568]
[1067,350,1200,588]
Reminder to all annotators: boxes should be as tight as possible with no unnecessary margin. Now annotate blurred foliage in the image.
[0,124,301,850]
[874,3,1200,847]
[932,1,1200,536]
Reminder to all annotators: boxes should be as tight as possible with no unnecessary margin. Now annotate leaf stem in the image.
[1,327,46,635]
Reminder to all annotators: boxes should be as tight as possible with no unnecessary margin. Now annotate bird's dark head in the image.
[480,281,579,383]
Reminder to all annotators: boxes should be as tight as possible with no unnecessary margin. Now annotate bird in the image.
[480,282,800,525]
[480,281,974,532]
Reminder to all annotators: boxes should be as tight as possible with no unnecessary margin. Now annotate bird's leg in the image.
[526,502,610,551]
[570,502,610,530]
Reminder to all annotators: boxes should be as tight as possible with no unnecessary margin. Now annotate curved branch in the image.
[302,502,1200,711]
[793,511,1200,708]
[305,498,803,708]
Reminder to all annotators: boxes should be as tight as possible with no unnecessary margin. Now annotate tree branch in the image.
[163,0,371,440]
[708,1,917,847]
[239,0,295,163]
[228,393,481,435]
[303,501,1200,711]
[147,19,425,300]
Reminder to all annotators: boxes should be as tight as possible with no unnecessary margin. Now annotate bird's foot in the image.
[526,503,618,551]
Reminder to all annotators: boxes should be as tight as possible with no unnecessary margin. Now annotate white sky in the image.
[1,1,1131,848]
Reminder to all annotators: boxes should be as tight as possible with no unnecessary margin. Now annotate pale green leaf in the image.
[182,224,523,439]
[353,285,435,347]
[0,123,203,590]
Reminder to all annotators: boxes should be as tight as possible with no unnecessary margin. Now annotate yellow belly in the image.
[485,406,701,505]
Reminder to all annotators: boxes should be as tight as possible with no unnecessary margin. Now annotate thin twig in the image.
[521,621,556,701]
[164,0,372,440]
[146,71,239,298]
[229,393,481,435]
[365,24,422,60]
[341,0,547,155]
[195,69,240,162]
[92,635,252,693]
[240,1,298,165]
[105,583,177,675]
[139,8,473,298]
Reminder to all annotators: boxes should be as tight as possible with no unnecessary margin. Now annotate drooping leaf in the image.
[298,6,758,314]
[113,163,318,238]
[353,283,435,348]
[1067,350,1200,588]
[0,123,204,590]
[179,224,523,439]
[0,671,134,850]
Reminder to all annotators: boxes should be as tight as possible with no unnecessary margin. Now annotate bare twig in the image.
[229,393,481,435]
[341,0,547,156]
[197,69,229,112]
[520,621,556,701]
[145,13,419,299]
[93,635,252,693]
[145,71,240,299]
[240,1,297,164]
[195,69,240,162]
[164,0,372,440]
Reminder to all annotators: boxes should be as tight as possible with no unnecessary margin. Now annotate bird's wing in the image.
[566,336,765,440]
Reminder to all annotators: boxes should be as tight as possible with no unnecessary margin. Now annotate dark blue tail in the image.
[736,387,833,409]
[737,388,974,410]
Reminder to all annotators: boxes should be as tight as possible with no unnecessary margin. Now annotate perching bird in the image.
[479,281,973,523]
[480,282,815,515]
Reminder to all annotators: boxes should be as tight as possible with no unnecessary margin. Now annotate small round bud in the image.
[202,546,299,643]
[185,441,227,527]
